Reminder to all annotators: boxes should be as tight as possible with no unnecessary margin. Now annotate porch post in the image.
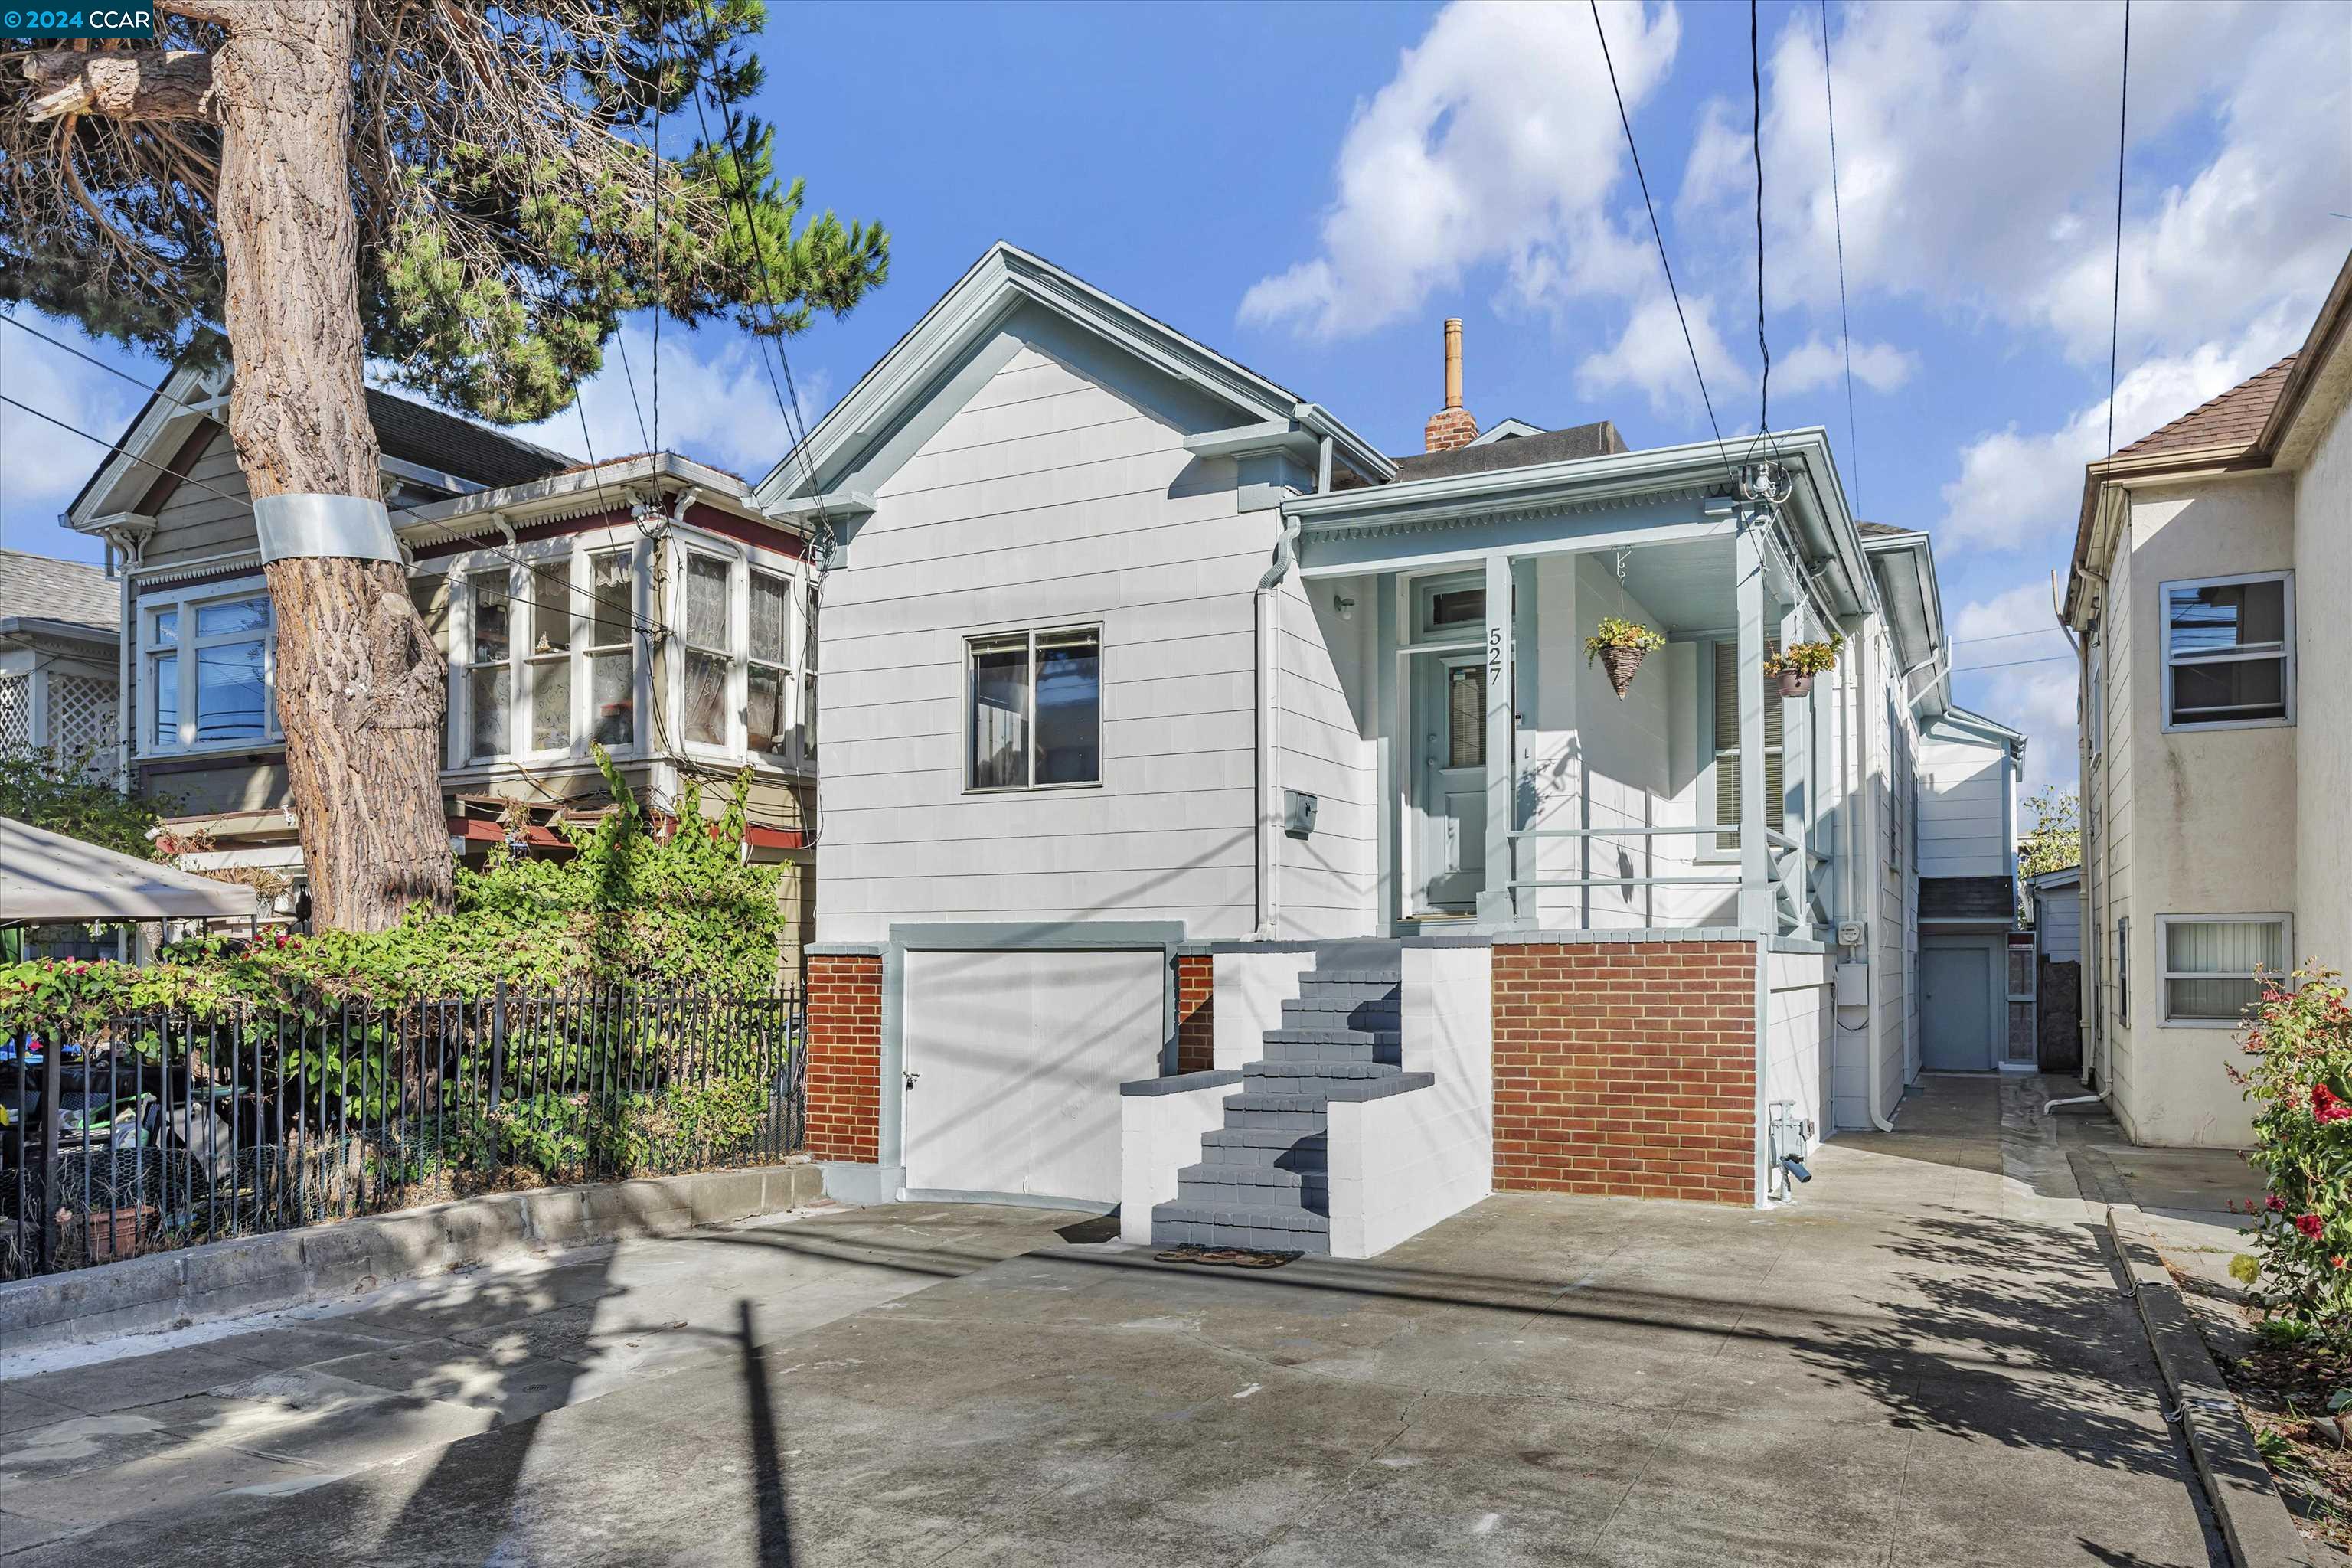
[1734,514,1775,932]
[1781,596,1811,933]
[1478,550,1518,926]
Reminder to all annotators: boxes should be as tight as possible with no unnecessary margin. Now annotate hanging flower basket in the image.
[1600,645,1648,699]
[1763,636,1843,701]
[1585,617,1666,701]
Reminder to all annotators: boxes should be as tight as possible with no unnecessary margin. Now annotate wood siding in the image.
[1918,735,2011,879]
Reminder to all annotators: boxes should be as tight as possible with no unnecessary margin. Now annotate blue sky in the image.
[4,0,2346,796]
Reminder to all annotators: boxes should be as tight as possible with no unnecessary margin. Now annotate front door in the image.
[1414,653,1486,912]
[1921,943,1994,1072]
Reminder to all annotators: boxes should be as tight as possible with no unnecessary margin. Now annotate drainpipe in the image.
[1254,516,1302,940]
[1857,621,1897,1132]
[107,527,140,795]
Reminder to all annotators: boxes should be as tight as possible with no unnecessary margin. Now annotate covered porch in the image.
[1288,433,1874,942]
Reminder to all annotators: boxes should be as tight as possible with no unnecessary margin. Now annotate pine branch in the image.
[22,50,217,123]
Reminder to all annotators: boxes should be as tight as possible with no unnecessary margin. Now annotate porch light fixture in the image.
[1333,593,1356,620]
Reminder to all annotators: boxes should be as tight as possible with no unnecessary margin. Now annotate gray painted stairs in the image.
[1151,944,1430,1254]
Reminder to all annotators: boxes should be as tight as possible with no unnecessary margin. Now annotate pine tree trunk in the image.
[209,3,452,930]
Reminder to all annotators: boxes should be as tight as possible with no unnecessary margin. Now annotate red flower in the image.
[2334,1256,2347,1270]
[2267,1194,2288,1212]
[2314,1085,2352,1124]
[2296,1214,2325,1240]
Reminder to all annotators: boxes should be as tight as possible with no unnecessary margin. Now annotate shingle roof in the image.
[0,547,118,639]
[1386,420,1629,482]
[1855,521,1911,537]
[364,389,572,490]
[2110,356,2295,460]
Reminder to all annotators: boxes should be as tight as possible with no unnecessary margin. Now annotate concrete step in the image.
[1221,1099,1329,1131]
[1260,1027,1401,1050]
[1200,1128,1328,1171]
[1280,999,1400,1032]
[1297,977,1401,1003]
[1177,1160,1321,1194]
[1152,1199,1331,1253]
[1257,1035,1400,1067]
[1177,1170,1329,1210]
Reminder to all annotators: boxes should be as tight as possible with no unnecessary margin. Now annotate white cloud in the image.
[1238,0,1682,339]
[1774,335,1916,397]
[1952,580,2063,647]
[1573,288,1749,420]
[0,316,145,521]
[1935,304,2301,552]
[1960,663,2079,792]
[1684,0,2350,364]
[518,324,830,482]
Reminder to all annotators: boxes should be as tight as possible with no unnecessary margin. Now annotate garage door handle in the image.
[903,1071,920,1090]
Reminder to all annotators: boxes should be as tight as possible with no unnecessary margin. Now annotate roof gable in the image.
[2110,357,2294,460]
[753,242,1392,516]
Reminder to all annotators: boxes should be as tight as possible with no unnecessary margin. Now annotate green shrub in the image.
[2239,964,2352,1335]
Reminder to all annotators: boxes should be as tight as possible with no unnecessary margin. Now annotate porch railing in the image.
[1504,823,1828,935]
[1,984,804,1282]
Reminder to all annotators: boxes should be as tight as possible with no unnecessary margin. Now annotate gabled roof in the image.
[1387,420,1628,482]
[1930,704,2027,756]
[753,242,1393,515]
[0,547,118,641]
[364,390,570,491]
[1466,417,1546,446]
[2109,358,2295,461]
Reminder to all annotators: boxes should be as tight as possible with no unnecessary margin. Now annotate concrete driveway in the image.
[0,1075,2223,1566]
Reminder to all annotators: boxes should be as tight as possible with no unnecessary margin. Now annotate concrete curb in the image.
[2105,1205,2328,1568]
[0,1162,826,1354]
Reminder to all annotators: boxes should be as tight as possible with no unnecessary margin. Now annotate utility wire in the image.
[1819,0,1860,513]
[1751,0,1773,440]
[1952,653,2076,674]
[1952,626,2071,648]
[2105,0,2130,459]
[1588,0,1740,493]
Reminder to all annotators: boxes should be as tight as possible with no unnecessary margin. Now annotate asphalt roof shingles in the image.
[0,547,118,637]
[2109,356,2295,461]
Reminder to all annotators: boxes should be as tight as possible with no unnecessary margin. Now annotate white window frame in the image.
[744,564,795,763]
[1703,636,1784,858]
[2158,570,2294,733]
[2155,913,2290,1027]
[137,574,279,756]
[962,622,1104,794]
[437,528,648,771]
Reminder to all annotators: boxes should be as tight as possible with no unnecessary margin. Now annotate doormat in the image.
[1153,1243,1302,1270]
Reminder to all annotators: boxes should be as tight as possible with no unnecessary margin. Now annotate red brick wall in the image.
[1492,941,1757,1204]
[1175,953,1214,1073]
[805,952,882,1163]
[1423,407,1480,452]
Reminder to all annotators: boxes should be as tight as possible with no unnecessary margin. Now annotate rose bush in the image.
[2237,964,2352,1334]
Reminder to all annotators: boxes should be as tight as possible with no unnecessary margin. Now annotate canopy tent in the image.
[0,815,260,925]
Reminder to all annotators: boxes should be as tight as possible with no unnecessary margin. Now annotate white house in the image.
[2064,247,2352,1148]
[779,244,2016,1253]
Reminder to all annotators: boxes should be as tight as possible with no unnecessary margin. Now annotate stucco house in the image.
[779,243,2020,1254]
[2064,247,2352,1148]
[57,359,821,964]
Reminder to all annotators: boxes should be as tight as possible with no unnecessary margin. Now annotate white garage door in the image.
[901,948,1166,1204]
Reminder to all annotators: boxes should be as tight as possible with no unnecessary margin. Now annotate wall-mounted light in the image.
[1334,593,1357,620]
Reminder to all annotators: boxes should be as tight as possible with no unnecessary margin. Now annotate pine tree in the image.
[2,1,886,930]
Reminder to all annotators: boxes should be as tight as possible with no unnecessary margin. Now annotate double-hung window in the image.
[142,583,276,753]
[2158,914,2288,1024]
[746,567,792,756]
[2160,572,2293,730]
[967,626,1101,790]
[681,553,733,749]
[466,568,512,761]
[524,560,572,753]
[586,550,635,747]
[1710,640,1782,851]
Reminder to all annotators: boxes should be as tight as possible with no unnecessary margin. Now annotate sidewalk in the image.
[2,1076,2227,1566]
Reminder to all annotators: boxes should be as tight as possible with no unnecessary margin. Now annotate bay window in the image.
[746,567,792,756]
[2161,571,2293,730]
[466,567,511,761]
[141,582,276,753]
[2158,914,2288,1024]
[525,560,570,753]
[587,550,635,746]
[967,626,1101,790]
[453,545,641,763]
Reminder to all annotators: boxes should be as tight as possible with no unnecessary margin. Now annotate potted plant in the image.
[1584,617,1667,700]
[1764,635,1844,698]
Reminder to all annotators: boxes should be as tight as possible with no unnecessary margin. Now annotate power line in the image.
[2105,0,2130,459]
[1588,0,1739,492]
[0,390,250,516]
[1750,0,1772,439]
[1819,0,1860,513]
[1952,626,2070,648]
[1952,653,2076,674]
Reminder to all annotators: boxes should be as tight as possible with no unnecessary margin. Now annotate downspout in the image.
[108,528,140,795]
[1254,515,1302,940]
[1858,621,1897,1132]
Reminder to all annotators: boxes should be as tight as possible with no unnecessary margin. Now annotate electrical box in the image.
[1834,962,1868,1008]
[1282,789,1319,838]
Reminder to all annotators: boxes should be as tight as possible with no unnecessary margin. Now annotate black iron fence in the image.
[1,983,804,1282]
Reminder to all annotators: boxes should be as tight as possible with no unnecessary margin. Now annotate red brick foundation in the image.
[805,952,882,1163]
[1491,940,1756,1204]
[1175,953,1214,1073]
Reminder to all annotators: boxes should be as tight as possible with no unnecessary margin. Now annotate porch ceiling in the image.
[1617,537,1735,632]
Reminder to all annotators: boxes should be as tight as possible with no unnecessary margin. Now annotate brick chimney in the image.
[1423,317,1479,453]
